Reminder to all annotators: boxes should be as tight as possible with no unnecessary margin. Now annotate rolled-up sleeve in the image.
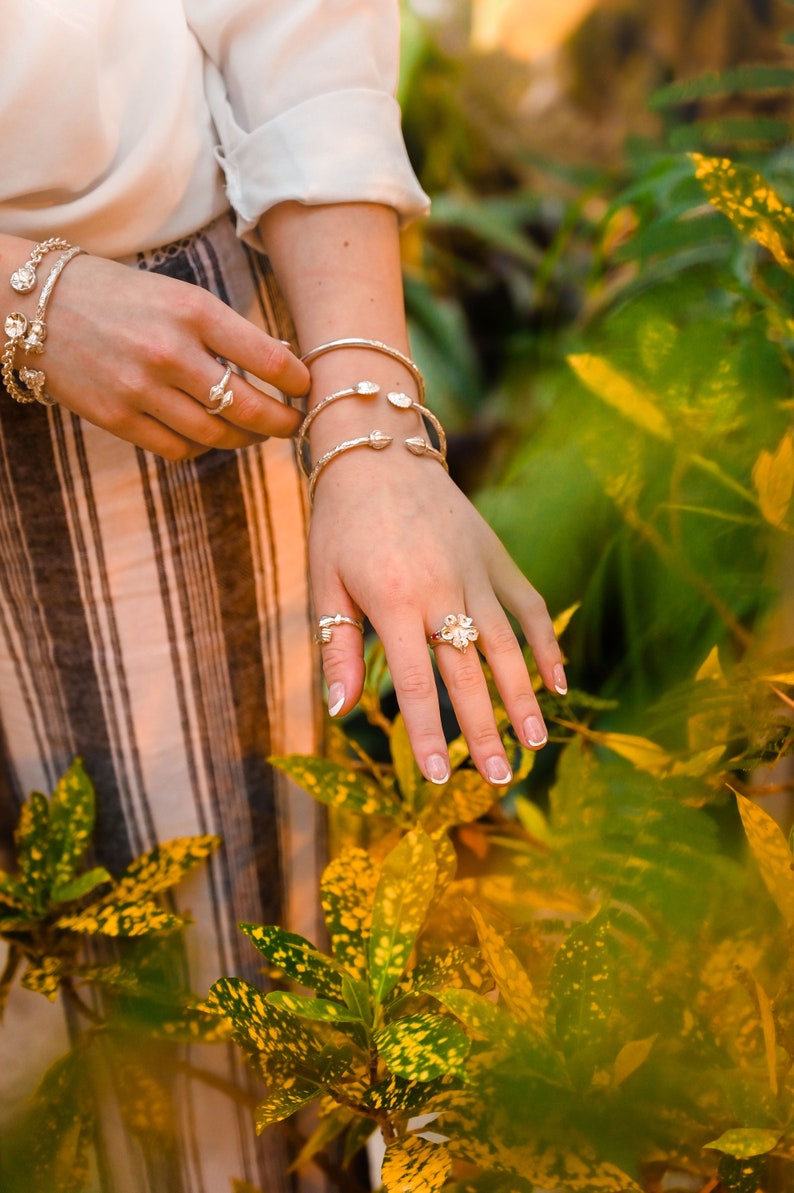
[185,0,430,241]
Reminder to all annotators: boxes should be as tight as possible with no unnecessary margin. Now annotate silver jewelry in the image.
[204,362,234,414]
[205,390,234,416]
[3,244,85,405]
[405,436,449,472]
[297,380,380,476]
[428,613,480,654]
[313,613,365,644]
[10,238,71,295]
[308,429,393,502]
[387,390,448,460]
[300,338,425,404]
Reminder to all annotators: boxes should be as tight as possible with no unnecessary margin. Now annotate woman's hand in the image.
[309,449,566,787]
[10,249,308,457]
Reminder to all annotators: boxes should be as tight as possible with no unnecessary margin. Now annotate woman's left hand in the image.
[308,449,566,787]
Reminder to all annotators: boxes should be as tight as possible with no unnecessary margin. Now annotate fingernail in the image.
[524,716,547,749]
[485,756,512,786]
[328,683,345,717]
[279,339,293,348]
[426,754,451,785]
[553,664,568,696]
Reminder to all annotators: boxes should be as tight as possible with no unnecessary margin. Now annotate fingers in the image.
[197,292,310,399]
[313,597,368,723]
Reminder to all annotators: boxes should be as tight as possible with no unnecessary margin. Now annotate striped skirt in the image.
[0,213,329,1192]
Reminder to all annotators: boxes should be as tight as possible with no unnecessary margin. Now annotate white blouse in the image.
[2,0,429,258]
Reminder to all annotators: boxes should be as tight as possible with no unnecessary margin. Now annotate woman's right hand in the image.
[3,244,308,458]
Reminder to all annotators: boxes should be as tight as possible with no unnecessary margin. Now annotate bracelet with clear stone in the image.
[10,237,72,295]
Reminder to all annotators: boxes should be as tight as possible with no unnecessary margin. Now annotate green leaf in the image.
[50,866,112,905]
[266,990,364,1023]
[321,847,379,978]
[55,899,184,936]
[270,754,399,817]
[375,1012,470,1081]
[399,946,491,998]
[112,834,221,901]
[46,760,96,892]
[208,977,328,1069]
[736,792,794,930]
[422,770,498,829]
[363,1072,458,1114]
[0,870,26,908]
[240,922,345,999]
[436,987,519,1046]
[649,65,794,109]
[381,1135,451,1193]
[369,829,437,1003]
[551,918,614,1058]
[468,903,546,1033]
[390,712,422,809]
[342,975,373,1025]
[691,153,794,271]
[568,354,673,442]
[753,431,794,527]
[15,791,51,912]
[705,1128,781,1158]
[21,955,64,1000]
[254,1077,320,1131]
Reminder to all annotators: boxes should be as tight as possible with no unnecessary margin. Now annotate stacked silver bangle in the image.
[2,238,85,406]
[299,338,448,501]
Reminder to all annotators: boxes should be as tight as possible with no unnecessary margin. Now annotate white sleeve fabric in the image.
[185,0,430,243]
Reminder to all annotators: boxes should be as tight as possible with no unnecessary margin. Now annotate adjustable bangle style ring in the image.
[428,613,480,654]
[314,614,365,644]
[300,338,426,404]
[387,391,448,459]
[204,362,234,414]
[297,380,380,476]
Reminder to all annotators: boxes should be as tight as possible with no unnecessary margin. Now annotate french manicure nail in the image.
[426,754,451,785]
[553,664,568,696]
[524,716,548,749]
[485,756,512,786]
[328,683,345,717]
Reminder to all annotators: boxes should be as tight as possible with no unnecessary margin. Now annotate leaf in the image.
[15,791,51,912]
[400,946,491,998]
[649,65,794,108]
[112,835,220,901]
[375,1012,470,1082]
[691,153,794,270]
[753,977,779,1096]
[50,866,112,905]
[240,923,345,999]
[321,847,379,978]
[254,1077,320,1131]
[391,713,422,808]
[423,770,497,829]
[364,1072,458,1114]
[0,870,25,909]
[568,354,673,442]
[46,760,96,893]
[55,899,184,937]
[266,990,364,1023]
[381,1135,451,1193]
[551,918,614,1058]
[468,903,546,1033]
[735,792,794,930]
[270,754,399,818]
[21,955,64,1000]
[208,976,322,1061]
[612,1035,658,1087]
[705,1128,781,1158]
[342,975,373,1025]
[369,829,437,1004]
[753,431,794,527]
[436,987,519,1047]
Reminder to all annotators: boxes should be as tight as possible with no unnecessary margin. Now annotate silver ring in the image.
[204,363,234,413]
[314,613,365,645]
[428,613,479,654]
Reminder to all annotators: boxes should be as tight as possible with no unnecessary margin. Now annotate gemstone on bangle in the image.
[10,264,37,293]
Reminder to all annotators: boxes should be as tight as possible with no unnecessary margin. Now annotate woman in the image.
[0,2,565,1189]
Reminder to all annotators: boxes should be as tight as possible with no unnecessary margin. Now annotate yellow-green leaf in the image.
[15,791,50,911]
[754,976,779,1096]
[112,835,220,902]
[568,354,672,442]
[46,760,96,892]
[436,987,519,1046]
[735,792,794,930]
[56,899,183,937]
[705,1128,781,1158]
[375,1012,470,1081]
[468,903,546,1033]
[691,153,794,270]
[240,923,344,999]
[369,829,437,1003]
[382,1135,451,1193]
[50,866,112,905]
[270,754,399,818]
[390,713,421,809]
[266,990,363,1023]
[753,431,794,527]
[613,1035,658,1087]
[551,919,614,1056]
[321,847,378,978]
[21,955,64,1000]
[423,770,497,829]
[208,976,322,1060]
[254,1077,319,1131]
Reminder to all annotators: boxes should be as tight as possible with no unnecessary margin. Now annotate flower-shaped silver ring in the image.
[428,613,480,654]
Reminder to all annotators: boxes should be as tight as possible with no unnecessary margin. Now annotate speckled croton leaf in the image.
[254,1076,321,1131]
[265,990,364,1024]
[240,922,345,999]
[374,1011,470,1082]
[381,1134,451,1193]
[691,153,794,272]
[390,712,422,811]
[14,790,51,914]
[321,847,379,978]
[421,769,498,830]
[437,987,566,1084]
[21,955,65,1000]
[468,903,546,1034]
[270,753,400,818]
[736,792,794,931]
[551,917,614,1061]
[362,1071,458,1115]
[369,828,437,1004]
[46,759,99,895]
[207,975,323,1060]
[392,945,491,1000]
[706,1128,782,1159]
[54,898,184,937]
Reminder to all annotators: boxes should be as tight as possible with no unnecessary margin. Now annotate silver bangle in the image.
[386,391,447,460]
[308,429,394,502]
[300,338,425,404]
[297,380,380,476]
[10,238,72,295]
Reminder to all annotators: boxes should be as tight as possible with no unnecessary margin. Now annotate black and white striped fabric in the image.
[0,213,329,1192]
